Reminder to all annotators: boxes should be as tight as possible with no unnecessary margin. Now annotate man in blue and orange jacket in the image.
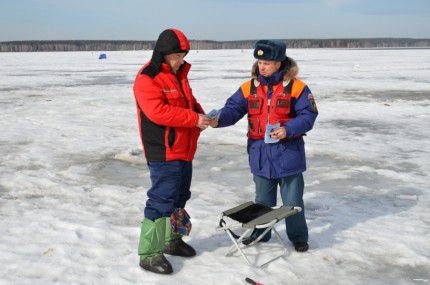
[211,40,318,252]
[133,28,210,274]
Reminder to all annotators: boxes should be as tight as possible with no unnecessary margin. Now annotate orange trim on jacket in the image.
[244,78,306,139]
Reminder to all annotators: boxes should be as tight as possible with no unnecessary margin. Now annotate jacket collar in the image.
[160,61,191,79]
[257,70,284,86]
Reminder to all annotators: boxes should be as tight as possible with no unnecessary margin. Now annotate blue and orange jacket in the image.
[217,70,318,179]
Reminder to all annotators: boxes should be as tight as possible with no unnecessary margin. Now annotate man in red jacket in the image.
[133,28,210,274]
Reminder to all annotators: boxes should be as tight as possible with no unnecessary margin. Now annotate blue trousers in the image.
[144,160,192,221]
[253,173,308,243]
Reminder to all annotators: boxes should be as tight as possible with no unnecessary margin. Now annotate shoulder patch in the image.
[308,93,318,113]
[240,80,252,99]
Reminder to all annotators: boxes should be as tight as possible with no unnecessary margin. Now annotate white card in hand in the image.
[264,122,280,144]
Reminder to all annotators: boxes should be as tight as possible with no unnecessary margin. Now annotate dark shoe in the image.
[293,242,309,252]
[164,238,196,257]
[242,228,271,246]
[139,254,173,274]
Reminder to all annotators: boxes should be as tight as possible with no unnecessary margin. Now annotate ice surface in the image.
[0,49,429,284]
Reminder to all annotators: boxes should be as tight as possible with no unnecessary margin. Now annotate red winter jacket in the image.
[133,61,205,162]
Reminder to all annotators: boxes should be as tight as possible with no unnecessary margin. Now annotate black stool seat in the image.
[222,201,299,229]
[226,203,273,224]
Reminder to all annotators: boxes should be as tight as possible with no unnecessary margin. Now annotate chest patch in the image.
[276,99,290,108]
[249,100,261,109]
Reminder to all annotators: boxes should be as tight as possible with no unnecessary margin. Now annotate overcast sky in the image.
[0,0,429,41]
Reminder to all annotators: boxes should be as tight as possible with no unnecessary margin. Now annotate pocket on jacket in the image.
[280,141,304,170]
[168,127,176,148]
[274,97,291,115]
[248,144,262,171]
[248,97,263,115]
[248,117,261,137]
[163,89,181,97]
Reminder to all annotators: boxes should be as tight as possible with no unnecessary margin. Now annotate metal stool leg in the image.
[219,205,301,268]
[225,229,253,266]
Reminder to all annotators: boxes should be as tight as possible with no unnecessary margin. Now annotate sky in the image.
[0,0,429,41]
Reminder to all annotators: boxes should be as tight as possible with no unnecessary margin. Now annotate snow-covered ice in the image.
[0,49,429,284]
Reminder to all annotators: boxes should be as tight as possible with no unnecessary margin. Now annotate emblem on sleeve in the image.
[308,93,318,113]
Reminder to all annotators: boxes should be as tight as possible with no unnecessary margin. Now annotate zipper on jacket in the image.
[257,118,261,135]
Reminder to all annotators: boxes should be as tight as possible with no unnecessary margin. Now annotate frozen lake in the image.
[0,49,429,284]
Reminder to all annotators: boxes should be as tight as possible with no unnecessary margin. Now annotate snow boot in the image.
[139,254,173,275]
[293,241,309,252]
[242,228,271,245]
[164,218,196,257]
[138,217,173,274]
[164,237,196,257]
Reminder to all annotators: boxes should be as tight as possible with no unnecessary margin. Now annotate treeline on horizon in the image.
[1,38,429,52]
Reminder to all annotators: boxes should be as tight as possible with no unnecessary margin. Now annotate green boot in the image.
[138,217,173,274]
[165,217,181,245]
[164,218,196,257]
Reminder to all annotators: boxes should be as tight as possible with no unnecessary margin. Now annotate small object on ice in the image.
[42,248,55,256]
[130,149,141,156]
[397,194,418,201]
[245,277,264,285]
[384,103,391,106]
[99,53,107,60]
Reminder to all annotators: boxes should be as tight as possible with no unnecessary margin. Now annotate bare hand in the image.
[270,127,287,140]
[209,117,218,128]
[197,114,211,130]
